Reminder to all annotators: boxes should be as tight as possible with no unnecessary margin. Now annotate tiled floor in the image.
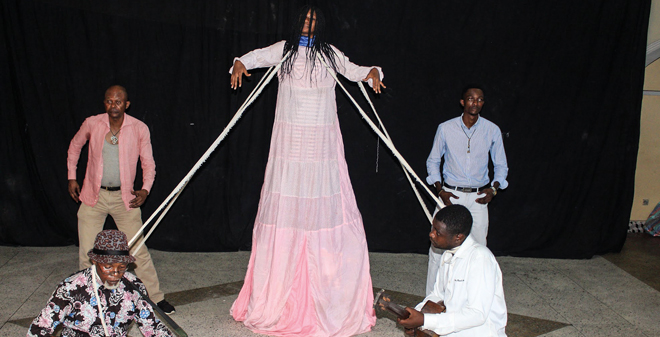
[2,233,659,336]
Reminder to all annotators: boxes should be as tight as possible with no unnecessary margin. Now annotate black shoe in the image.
[157,300,176,315]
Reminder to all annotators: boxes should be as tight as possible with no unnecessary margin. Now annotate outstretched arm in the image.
[228,40,286,90]
[330,45,385,93]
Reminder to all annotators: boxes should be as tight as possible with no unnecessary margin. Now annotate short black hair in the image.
[434,204,473,236]
[105,85,129,101]
[461,84,484,98]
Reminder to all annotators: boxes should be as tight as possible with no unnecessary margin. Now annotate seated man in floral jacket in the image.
[28,230,173,337]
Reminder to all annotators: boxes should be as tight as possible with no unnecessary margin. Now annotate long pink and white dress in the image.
[229,40,381,337]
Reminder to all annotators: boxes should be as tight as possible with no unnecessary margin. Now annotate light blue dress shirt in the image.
[426,115,508,189]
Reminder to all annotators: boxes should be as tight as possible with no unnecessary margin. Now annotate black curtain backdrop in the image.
[1,0,650,258]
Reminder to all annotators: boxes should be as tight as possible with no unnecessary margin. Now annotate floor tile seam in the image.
[3,266,59,330]
[540,276,654,337]
[0,249,21,270]
[546,325,589,337]
[558,257,660,301]
[563,257,660,331]
[600,254,660,294]
[568,322,652,337]
[549,259,597,294]
[507,273,572,325]
[0,320,16,332]
[544,264,651,330]
[553,259,624,298]
[574,290,654,337]
[0,249,29,330]
[511,269,619,330]
[541,298,652,335]
[546,325,587,337]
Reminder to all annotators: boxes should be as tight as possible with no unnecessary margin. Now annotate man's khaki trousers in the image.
[78,189,164,303]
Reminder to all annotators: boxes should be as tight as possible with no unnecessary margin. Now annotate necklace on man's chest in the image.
[110,128,120,145]
[460,127,477,153]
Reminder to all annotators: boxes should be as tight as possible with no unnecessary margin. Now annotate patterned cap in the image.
[87,230,136,264]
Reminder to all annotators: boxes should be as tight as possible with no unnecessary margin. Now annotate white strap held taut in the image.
[316,54,445,224]
[129,52,291,249]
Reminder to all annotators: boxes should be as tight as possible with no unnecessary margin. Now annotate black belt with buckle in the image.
[100,186,121,191]
[443,182,490,193]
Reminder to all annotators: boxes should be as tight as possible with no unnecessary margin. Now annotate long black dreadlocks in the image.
[281,5,339,79]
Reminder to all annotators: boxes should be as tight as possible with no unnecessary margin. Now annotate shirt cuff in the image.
[228,57,242,74]
[421,312,451,335]
[364,67,383,88]
[494,178,508,189]
[426,175,441,185]
[420,313,439,332]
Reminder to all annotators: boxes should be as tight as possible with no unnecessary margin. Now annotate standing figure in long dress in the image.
[229,5,386,337]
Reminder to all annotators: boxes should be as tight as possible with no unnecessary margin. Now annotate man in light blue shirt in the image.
[425,85,508,294]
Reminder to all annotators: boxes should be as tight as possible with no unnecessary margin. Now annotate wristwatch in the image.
[491,184,498,196]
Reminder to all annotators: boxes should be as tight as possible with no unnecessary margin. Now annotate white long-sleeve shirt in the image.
[417,235,507,336]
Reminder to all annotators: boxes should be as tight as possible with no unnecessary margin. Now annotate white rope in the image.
[316,54,444,221]
[128,52,291,248]
[129,50,440,248]
[356,82,434,223]
[91,266,111,337]
[132,181,187,254]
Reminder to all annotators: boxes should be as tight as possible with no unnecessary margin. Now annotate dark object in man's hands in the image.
[373,289,445,337]
[419,299,446,315]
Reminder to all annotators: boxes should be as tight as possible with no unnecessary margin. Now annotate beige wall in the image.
[648,0,660,43]
[631,0,660,220]
[632,62,660,220]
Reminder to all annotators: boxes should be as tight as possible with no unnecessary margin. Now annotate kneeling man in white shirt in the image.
[399,204,507,336]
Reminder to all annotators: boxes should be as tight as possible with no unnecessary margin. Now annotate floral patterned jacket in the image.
[28,267,173,337]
